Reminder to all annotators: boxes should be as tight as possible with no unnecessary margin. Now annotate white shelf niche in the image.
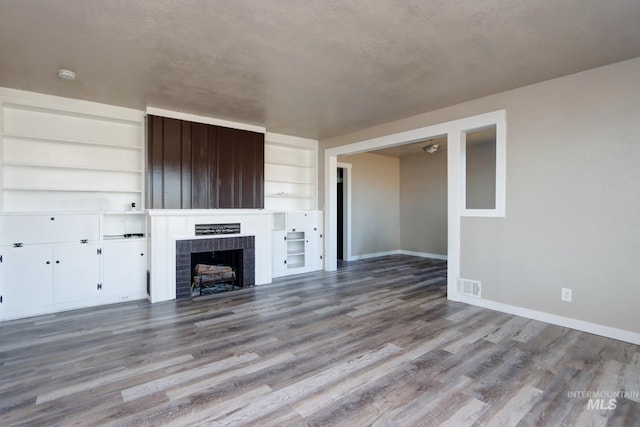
[0,91,145,212]
[264,132,318,211]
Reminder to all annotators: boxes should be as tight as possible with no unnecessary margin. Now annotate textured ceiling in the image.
[1,1,640,140]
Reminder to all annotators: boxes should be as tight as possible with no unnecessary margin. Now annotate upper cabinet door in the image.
[287,211,321,231]
[0,214,100,245]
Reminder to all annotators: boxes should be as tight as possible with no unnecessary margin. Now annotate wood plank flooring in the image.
[1,255,639,426]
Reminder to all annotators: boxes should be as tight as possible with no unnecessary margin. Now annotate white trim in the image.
[400,250,448,260]
[447,130,461,301]
[325,155,338,269]
[458,295,640,346]
[145,107,265,134]
[460,112,506,217]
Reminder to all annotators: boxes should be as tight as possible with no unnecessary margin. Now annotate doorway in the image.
[324,110,507,302]
[336,163,352,263]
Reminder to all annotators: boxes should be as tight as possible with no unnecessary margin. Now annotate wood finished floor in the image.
[1,255,639,426]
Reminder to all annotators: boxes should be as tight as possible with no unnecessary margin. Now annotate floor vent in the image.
[459,278,481,297]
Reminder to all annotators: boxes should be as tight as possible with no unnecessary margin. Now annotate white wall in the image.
[321,57,640,337]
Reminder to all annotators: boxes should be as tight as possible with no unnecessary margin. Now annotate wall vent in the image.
[459,278,481,297]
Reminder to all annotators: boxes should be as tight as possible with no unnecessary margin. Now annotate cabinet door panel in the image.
[0,245,53,310]
[102,240,147,298]
[53,244,100,303]
[305,230,323,271]
[271,231,287,277]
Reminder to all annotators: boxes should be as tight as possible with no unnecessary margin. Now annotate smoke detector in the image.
[57,69,77,81]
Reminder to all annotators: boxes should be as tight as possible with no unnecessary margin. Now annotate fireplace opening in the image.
[190,250,243,296]
[176,236,255,300]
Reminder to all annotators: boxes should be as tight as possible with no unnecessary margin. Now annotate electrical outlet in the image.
[561,288,572,302]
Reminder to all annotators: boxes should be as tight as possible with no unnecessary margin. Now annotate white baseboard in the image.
[458,295,640,346]
[349,249,447,261]
[400,250,448,260]
[349,250,401,261]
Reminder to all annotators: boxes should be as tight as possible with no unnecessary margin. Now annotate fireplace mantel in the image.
[147,209,273,302]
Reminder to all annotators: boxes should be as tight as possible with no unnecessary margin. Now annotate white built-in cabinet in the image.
[0,90,148,321]
[272,211,323,278]
[0,213,147,321]
[264,133,318,211]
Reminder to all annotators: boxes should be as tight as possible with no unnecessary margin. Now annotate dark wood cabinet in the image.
[146,115,264,209]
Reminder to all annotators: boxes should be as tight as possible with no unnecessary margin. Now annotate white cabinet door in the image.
[272,231,288,278]
[53,243,101,304]
[102,240,147,299]
[305,230,323,271]
[287,211,313,231]
[0,245,54,312]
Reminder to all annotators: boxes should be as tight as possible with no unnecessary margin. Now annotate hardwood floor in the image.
[1,255,639,426]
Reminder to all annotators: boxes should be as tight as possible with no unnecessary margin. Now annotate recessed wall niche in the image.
[147,115,264,209]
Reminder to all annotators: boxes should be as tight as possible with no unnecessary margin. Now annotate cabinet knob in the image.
[50,217,55,221]
[55,260,60,264]
[46,261,51,265]
[140,253,144,256]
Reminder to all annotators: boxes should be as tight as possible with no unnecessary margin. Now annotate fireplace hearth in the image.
[175,236,255,299]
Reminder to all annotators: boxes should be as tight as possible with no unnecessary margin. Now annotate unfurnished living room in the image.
[1,1,639,426]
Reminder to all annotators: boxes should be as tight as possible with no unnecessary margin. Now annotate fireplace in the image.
[191,250,241,295]
[175,236,255,299]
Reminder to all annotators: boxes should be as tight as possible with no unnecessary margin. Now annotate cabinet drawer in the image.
[0,214,100,245]
[287,211,320,231]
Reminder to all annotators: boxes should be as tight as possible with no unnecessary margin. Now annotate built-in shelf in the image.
[266,193,314,199]
[2,187,142,193]
[2,132,142,150]
[104,210,145,215]
[265,178,314,185]
[2,161,141,174]
[264,160,314,169]
[264,133,318,211]
[102,235,146,240]
[1,93,144,212]
[102,211,146,241]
